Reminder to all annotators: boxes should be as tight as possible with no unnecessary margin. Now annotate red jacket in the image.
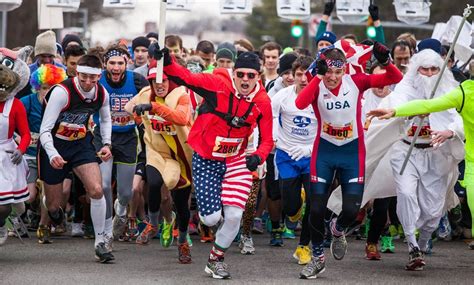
[164,60,273,162]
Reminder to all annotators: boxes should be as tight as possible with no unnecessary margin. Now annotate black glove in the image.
[372,42,390,66]
[368,4,379,22]
[148,42,171,66]
[316,59,328,76]
[323,0,335,16]
[133,103,152,116]
[246,154,261,172]
[10,149,23,165]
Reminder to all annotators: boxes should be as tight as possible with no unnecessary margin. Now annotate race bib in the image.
[407,124,431,139]
[111,111,134,127]
[212,136,243,158]
[149,115,177,136]
[55,122,87,141]
[323,121,353,140]
[29,132,40,148]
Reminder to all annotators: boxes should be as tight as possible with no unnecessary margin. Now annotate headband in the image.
[76,65,102,75]
[104,49,128,62]
[326,59,345,69]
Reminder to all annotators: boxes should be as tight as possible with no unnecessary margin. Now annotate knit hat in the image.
[234,52,261,72]
[417,38,442,54]
[216,42,237,62]
[35,31,57,56]
[61,34,83,51]
[315,31,337,45]
[146,32,159,41]
[132,36,151,51]
[277,53,298,75]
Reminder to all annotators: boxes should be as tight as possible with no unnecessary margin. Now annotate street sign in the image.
[277,0,310,20]
[167,0,192,11]
[0,0,22,11]
[219,0,252,15]
[103,0,136,9]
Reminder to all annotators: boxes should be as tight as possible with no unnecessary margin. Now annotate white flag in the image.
[277,0,310,20]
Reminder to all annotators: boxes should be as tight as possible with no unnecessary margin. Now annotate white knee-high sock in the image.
[104,217,113,237]
[91,196,106,247]
[215,206,244,249]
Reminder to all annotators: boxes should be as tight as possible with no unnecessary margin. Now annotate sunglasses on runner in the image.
[236,71,258,79]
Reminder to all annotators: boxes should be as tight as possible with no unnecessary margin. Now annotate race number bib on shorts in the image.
[149,115,177,136]
[55,122,87,141]
[407,124,431,139]
[111,111,134,127]
[323,121,353,140]
[212,136,243,158]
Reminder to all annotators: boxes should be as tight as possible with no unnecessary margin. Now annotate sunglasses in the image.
[236,71,258,79]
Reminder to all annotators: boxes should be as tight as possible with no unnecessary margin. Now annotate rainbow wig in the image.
[30,64,67,93]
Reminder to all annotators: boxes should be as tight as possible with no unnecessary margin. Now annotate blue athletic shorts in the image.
[275,149,310,180]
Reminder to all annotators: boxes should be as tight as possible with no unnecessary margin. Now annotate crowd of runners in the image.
[0,1,473,280]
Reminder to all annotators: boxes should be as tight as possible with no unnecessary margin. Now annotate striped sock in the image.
[312,242,325,259]
[209,244,226,262]
[330,218,344,237]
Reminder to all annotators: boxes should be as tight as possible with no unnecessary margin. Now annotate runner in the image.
[295,43,403,279]
[38,54,114,262]
[124,60,194,263]
[150,44,273,279]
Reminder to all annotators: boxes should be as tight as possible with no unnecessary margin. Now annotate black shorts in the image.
[135,162,147,181]
[38,132,99,185]
[93,128,138,164]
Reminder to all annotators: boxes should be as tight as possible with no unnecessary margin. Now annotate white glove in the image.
[289,146,312,161]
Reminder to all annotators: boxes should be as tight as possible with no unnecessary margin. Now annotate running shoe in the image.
[178,242,192,264]
[425,239,433,255]
[365,243,381,260]
[438,214,452,241]
[299,256,325,279]
[205,260,231,279]
[330,234,347,260]
[468,241,474,250]
[199,223,214,243]
[389,224,400,239]
[136,222,158,245]
[270,228,284,247]
[37,224,52,244]
[188,222,198,235]
[104,234,114,255]
[126,217,139,240]
[186,233,193,247]
[405,246,425,271]
[239,234,255,255]
[112,214,127,241]
[95,242,114,263]
[252,217,264,234]
[293,245,312,265]
[282,227,296,239]
[8,216,28,238]
[0,225,7,246]
[71,222,84,237]
[160,212,176,248]
[380,236,395,253]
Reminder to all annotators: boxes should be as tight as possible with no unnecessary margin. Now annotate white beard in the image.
[415,73,438,99]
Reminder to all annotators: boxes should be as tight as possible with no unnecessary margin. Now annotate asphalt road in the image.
[1,231,473,284]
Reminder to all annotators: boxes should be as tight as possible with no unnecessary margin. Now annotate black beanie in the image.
[132,36,151,51]
[146,32,159,41]
[61,34,83,51]
[277,53,298,75]
[234,52,261,72]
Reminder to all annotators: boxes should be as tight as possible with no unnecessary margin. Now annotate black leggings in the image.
[309,182,363,245]
[171,187,191,233]
[280,174,311,246]
[146,165,190,232]
[0,204,12,227]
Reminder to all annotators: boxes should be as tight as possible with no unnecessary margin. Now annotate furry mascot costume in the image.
[0,46,33,245]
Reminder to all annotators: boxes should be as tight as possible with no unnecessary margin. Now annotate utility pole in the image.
[0,11,6,47]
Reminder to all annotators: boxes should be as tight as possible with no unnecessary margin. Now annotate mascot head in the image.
[0,46,33,102]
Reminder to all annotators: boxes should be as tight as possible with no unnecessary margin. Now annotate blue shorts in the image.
[311,138,365,187]
[275,149,310,180]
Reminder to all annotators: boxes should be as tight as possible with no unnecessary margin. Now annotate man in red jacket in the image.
[150,44,273,279]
